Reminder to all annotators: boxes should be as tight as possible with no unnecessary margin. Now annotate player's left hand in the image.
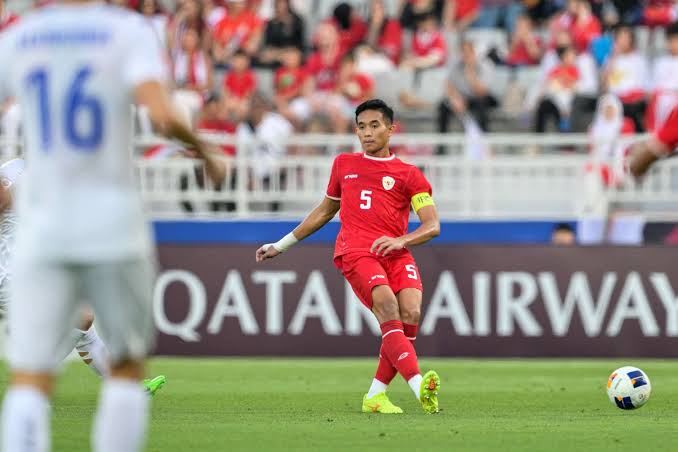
[371,236,406,257]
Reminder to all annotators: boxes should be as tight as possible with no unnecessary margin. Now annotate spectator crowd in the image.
[3,0,678,158]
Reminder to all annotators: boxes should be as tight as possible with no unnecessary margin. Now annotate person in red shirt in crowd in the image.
[505,15,544,66]
[443,0,480,32]
[304,22,344,92]
[212,0,263,65]
[286,22,350,133]
[256,99,442,416]
[550,0,600,53]
[275,46,307,102]
[0,0,19,32]
[535,45,580,132]
[643,0,677,27]
[336,52,375,107]
[400,12,447,69]
[328,2,368,55]
[367,0,403,64]
[570,0,601,53]
[223,50,257,119]
[273,46,307,125]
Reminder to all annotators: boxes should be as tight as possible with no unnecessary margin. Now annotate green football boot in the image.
[362,392,404,414]
[420,370,441,414]
[143,375,167,396]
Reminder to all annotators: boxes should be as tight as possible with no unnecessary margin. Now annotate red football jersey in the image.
[274,67,307,99]
[411,30,446,66]
[326,152,432,258]
[305,51,343,91]
[655,104,678,150]
[224,70,257,99]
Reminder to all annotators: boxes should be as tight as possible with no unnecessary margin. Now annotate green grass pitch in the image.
[1,358,677,451]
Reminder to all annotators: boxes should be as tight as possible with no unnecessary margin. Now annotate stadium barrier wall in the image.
[154,244,678,358]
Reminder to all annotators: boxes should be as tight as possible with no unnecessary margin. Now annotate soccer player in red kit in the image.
[256,99,441,414]
[629,104,678,177]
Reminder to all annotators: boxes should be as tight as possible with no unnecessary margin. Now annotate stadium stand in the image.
[2,0,678,220]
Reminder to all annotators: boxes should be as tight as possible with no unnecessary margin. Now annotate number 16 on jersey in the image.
[25,65,104,151]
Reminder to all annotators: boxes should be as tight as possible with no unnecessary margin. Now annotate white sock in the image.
[408,374,423,400]
[76,327,111,378]
[1,386,50,452]
[93,379,149,452]
[366,379,388,399]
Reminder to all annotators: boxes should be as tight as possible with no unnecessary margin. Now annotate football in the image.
[607,366,652,410]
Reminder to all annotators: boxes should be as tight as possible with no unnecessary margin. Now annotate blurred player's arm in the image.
[256,196,340,262]
[371,193,440,256]
[0,185,10,213]
[134,81,225,184]
[628,137,671,179]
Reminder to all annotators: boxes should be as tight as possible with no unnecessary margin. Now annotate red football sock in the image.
[375,323,419,385]
[374,345,397,385]
[380,320,420,381]
[403,323,418,347]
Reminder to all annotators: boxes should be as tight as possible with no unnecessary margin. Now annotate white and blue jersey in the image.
[0,4,167,263]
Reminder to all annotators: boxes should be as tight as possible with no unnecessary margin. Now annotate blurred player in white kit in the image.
[0,3,224,452]
[0,158,168,391]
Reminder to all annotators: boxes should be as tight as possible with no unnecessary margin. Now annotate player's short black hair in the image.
[553,222,574,234]
[355,99,394,125]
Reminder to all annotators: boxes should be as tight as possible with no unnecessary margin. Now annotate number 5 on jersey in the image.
[360,190,372,210]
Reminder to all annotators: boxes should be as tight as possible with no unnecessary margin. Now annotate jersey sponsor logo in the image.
[382,176,395,191]
[370,274,386,281]
[344,174,358,179]
[397,352,409,361]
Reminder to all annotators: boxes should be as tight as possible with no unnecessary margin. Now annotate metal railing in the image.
[5,132,677,220]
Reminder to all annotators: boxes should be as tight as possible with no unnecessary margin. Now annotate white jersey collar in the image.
[362,152,395,161]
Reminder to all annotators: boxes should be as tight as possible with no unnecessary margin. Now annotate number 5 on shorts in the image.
[405,264,418,280]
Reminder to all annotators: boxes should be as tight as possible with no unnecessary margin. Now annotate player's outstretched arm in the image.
[628,138,670,180]
[134,81,225,185]
[372,204,440,257]
[256,196,340,262]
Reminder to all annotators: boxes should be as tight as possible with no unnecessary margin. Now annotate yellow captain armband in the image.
[411,192,435,212]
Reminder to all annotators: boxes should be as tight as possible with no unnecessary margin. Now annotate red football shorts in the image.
[334,251,423,310]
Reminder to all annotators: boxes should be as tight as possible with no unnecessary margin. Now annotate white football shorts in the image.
[7,257,156,372]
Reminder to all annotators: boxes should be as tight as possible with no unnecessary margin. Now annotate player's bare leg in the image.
[94,359,149,452]
[1,372,54,451]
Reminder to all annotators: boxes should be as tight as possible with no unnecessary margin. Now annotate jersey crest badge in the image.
[382,176,395,191]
